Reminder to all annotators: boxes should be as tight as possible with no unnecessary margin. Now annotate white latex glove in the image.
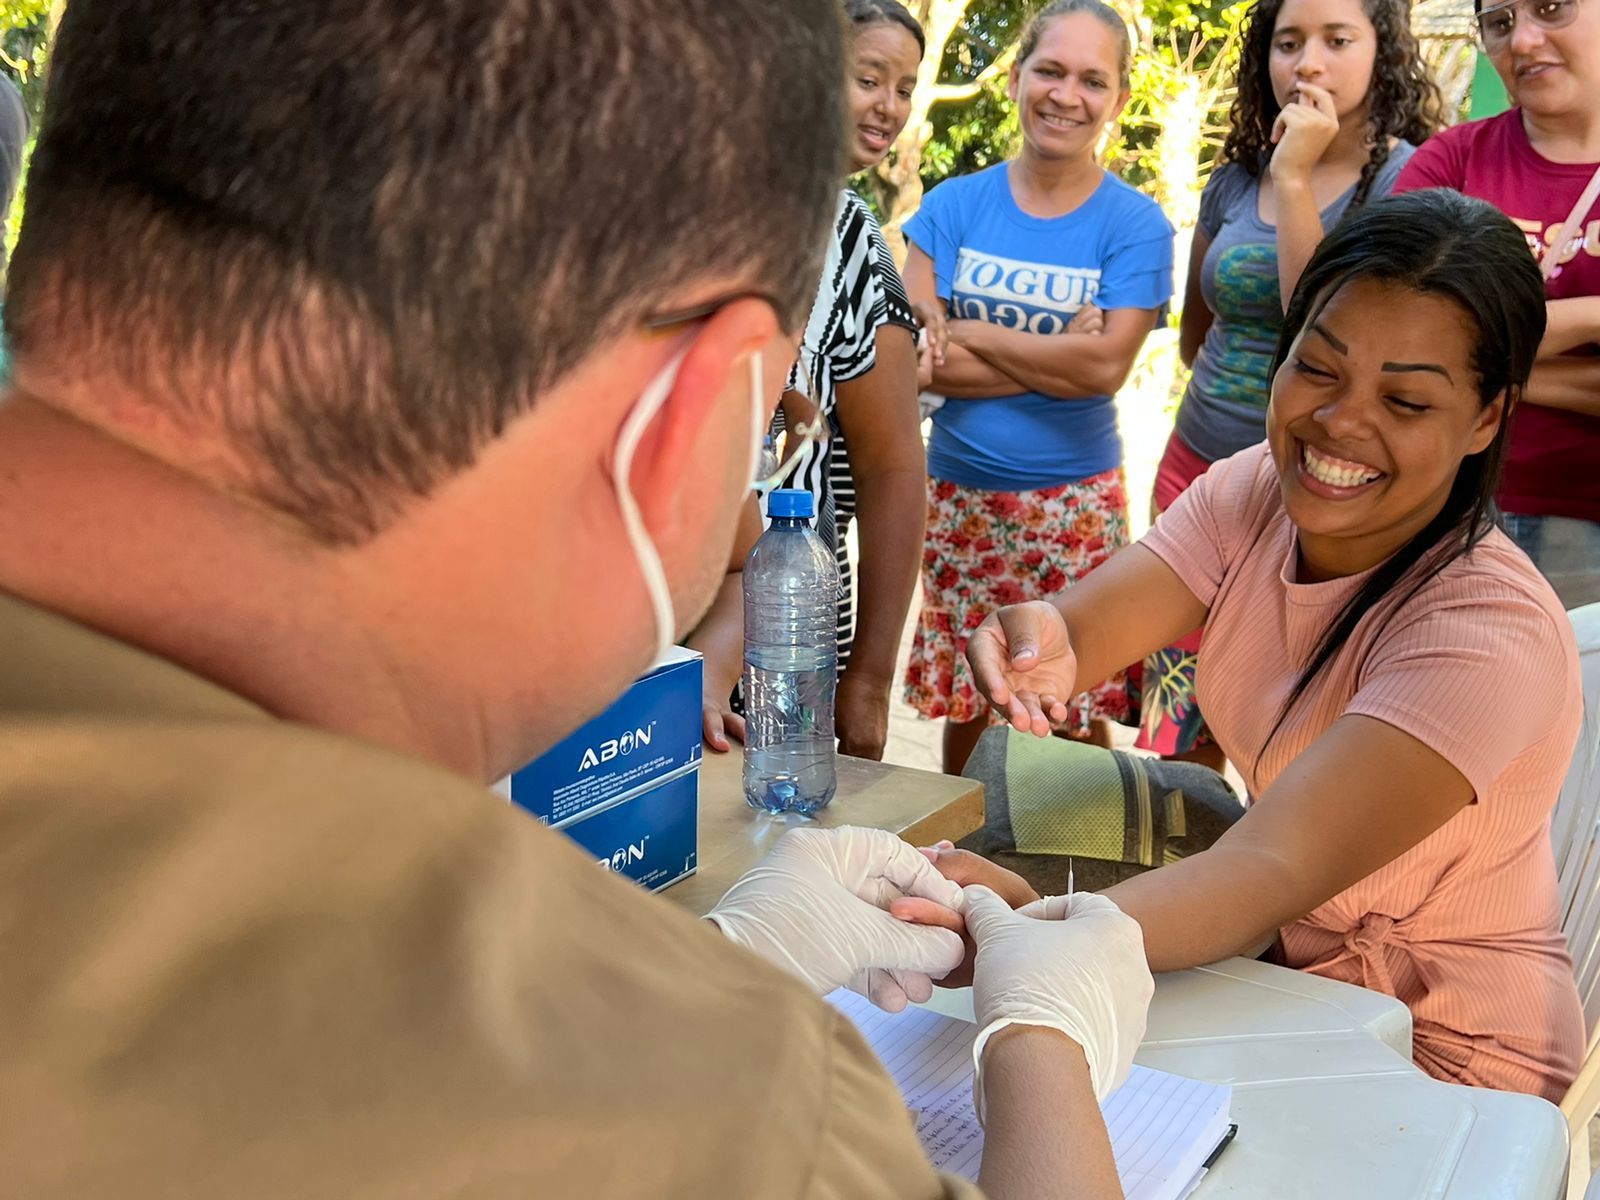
[708,827,966,1012]
[965,885,1154,1121]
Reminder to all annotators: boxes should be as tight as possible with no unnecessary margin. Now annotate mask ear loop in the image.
[612,345,690,662]
[750,350,768,484]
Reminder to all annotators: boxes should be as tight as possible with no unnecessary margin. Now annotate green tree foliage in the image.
[858,0,1246,241]
[921,0,1245,197]
[921,0,1027,181]
[0,0,52,122]
[0,0,50,257]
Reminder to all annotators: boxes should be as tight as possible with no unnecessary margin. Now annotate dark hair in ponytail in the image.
[1222,0,1445,207]
[842,0,926,56]
[1016,0,1132,88]
[1262,189,1547,750]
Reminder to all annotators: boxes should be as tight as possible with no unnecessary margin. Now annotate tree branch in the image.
[928,42,1018,106]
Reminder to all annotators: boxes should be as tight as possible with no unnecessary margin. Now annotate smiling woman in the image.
[688,0,932,764]
[899,0,1175,774]
[933,189,1588,1102]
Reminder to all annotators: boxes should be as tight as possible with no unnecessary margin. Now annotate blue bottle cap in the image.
[766,488,814,519]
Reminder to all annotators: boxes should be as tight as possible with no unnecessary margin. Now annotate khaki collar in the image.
[0,589,269,724]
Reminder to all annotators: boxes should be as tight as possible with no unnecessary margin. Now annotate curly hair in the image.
[1220,0,1446,207]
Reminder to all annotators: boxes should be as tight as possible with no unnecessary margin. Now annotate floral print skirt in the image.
[903,468,1136,727]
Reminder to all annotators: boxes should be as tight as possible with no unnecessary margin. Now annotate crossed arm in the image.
[1527,299,1600,417]
[902,246,1156,400]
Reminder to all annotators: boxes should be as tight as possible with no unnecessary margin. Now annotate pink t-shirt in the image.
[1142,444,1585,1100]
[1393,110,1600,524]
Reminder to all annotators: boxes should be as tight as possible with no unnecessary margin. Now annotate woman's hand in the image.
[702,692,745,753]
[1067,303,1104,336]
[1269,83,1340,184]
[965,600,1080,736]
[946,318,987,348]
[889,843,1043,988]
[913,300,949,367]
[835,670,891,761]
[917,338,937,391]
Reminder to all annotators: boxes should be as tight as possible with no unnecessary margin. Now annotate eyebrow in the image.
[1308,323,1348,354]
[1307,322,1455,382]
[1274,22,1362,33]
[1380,360,1454,382]
[1035,59,1109,78]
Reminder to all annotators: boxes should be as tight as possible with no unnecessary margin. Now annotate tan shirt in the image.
[0,593,980,1198]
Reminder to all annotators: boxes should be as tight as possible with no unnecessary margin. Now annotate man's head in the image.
[1,0,844,776]
[11,0,841,539]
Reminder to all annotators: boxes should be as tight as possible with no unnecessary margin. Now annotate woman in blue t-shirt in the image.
[900,0,1174,775]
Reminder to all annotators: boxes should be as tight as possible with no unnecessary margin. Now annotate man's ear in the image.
[624,295,782,514]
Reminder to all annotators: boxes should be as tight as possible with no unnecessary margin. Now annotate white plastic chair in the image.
[1550,602,1600,1198]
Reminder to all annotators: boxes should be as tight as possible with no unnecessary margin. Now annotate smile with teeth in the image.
[1301,443,1384,489]
[1038,112,1083,130]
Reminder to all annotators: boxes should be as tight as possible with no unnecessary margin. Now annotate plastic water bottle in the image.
[742,488,839,815]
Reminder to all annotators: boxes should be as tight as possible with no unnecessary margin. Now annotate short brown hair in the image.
[10,0,845,542]
[1017,0,1132,88]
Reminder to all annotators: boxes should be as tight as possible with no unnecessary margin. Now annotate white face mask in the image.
[612,346,766,664]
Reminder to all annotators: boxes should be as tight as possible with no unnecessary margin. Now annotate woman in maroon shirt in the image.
[1393,0,1600,607]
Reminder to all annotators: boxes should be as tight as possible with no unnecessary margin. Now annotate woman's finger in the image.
[1008,694,1031,731]
[995,604,1046,668]
[702,704,730,752]
[890,895,967,934]
[1015,690,1052,738]
[967,621,1017,707]
[1297,82,1337,117]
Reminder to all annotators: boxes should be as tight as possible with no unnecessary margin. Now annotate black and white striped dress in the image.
[777,189,917,669]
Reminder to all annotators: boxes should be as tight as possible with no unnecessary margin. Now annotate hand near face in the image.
[1269,83,1341,183]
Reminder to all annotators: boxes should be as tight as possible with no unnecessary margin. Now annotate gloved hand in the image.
[708,827,966,1012]
[964,885,1153,1121]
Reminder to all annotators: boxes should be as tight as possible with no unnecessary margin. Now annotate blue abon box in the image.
[506,647,702,826]
[557,765,698,893]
